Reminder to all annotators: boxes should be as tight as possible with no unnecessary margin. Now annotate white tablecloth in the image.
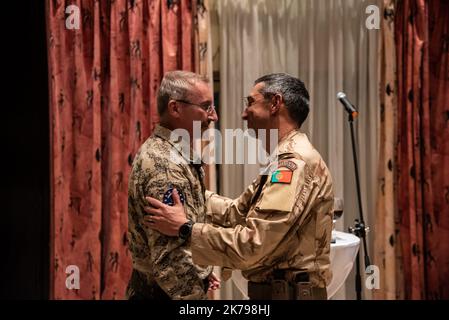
[327,231,360,299]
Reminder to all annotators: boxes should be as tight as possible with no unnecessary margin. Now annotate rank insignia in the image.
[162,187,185,206]
[277,160,297,171]
[271,170,293,184]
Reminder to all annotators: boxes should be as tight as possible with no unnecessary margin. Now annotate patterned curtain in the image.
[193,0,217,193]
[395,0,449,299]
[192,0,220,299]
[373,0,404,300]
[47,0,201,299]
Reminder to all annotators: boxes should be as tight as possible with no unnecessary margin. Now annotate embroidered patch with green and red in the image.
[271,170,293,184]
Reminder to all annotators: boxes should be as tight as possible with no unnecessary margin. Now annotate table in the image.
[327,231,360,299]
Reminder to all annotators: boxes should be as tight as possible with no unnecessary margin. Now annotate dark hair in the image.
[255,73,310,127]
[157,71,209,116]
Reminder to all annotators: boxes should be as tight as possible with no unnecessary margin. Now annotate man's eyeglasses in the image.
[175,99,216,114]
[243,96,256,108]
[243,93,277,110]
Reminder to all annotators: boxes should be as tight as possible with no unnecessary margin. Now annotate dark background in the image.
[1,0,50,299]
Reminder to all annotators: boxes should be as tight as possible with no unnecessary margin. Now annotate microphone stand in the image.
[345,112,371,300]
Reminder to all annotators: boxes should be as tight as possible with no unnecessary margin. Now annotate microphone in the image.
[337,92,358,118]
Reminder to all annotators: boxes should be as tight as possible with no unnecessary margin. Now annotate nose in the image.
[208,108,218,122]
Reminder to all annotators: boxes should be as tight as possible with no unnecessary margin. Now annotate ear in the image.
[167,100,181,118]
[270,94,282,115]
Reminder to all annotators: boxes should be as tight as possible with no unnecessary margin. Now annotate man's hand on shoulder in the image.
[144,188,189,236]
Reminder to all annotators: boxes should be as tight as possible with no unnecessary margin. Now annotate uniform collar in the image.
[257,129,302,175]
[268,129,303,159]
[153,124,203,165]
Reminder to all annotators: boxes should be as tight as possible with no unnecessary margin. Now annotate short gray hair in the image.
[255,73,310,127]
[157,70,209,116]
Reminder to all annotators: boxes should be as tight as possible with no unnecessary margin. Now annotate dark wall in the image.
[1,0,50,299]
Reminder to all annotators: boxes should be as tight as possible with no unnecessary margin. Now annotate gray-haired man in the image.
[126,70,219,300]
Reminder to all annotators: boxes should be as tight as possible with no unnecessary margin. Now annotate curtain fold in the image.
[47,0,197,299]
[373,0,405,300]
[194,0,217,193]
[396,0,449,300]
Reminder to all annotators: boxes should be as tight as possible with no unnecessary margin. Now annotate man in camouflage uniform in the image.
[145,73,334,300]
[126,71,219,300]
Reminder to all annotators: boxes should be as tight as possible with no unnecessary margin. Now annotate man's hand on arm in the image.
[207,272,221,291]
[144,188,189,236]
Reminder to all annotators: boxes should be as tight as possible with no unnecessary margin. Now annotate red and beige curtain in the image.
[396,0,449,300]
[47,0,211,299]
[374,0,404,300]
[375,0,449,299]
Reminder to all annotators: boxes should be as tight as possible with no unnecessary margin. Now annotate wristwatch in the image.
[178,220,194,240]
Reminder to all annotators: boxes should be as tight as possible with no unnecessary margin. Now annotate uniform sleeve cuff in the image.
[191,223,210,265]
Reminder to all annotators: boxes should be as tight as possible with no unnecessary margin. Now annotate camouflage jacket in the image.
[191,129,334,288]
[127,124,212,299]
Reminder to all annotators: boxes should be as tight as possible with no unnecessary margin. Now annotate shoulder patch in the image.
[277,159,298,171]
[163,187,185,206]
[271,170,293,184]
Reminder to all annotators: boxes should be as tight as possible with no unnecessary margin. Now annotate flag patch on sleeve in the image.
[162,187,185,206]
[271,170,293,184]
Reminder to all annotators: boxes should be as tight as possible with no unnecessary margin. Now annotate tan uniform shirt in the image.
[191,129,334,288]
[127,125,212,299]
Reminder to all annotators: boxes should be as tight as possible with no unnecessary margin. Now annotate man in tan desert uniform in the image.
[126,71,220,300]
[145,73,334,300]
